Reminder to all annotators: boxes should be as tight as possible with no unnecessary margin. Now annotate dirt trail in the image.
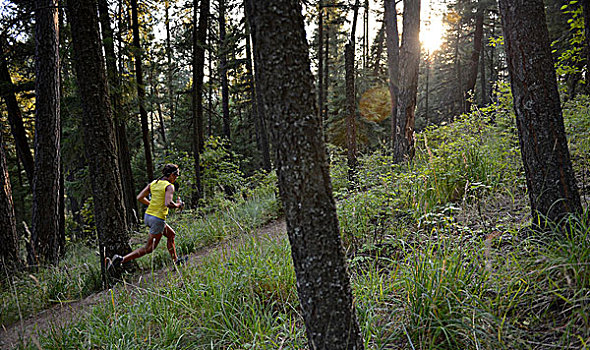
[0,218,287,349]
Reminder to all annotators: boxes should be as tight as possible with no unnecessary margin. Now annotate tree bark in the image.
[98,0,138,228]
[192,0,209,205]
[464,0,484,112]
[245,1,364,348]
[346,0,360,183]
[318,2,324,124]
[480,31,488,106]
[323,10,330,133]
[0,131,21,273]
[67,0,133,278]
[384,0,399,150]
[498,0,583,226]
[165,0,175,122]
[0,42,34,185]
[31,0,61,265]
[245,15,271,171]
[219,0,231,141]
[454,17,464,114]
[393,0,421,162]
[130,0,154,182]
[582,0,590,93]
[372,23,386,77]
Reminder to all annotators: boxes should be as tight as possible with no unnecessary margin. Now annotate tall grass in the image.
[28,235,303,350]
[7,95,590,349]
[1,183,279,329]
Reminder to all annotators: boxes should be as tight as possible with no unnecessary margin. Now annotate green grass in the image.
[6,95,590,349]
[1,185,280,329]
[26,235,303,350]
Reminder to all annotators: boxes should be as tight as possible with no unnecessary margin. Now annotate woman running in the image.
[110,163,185,268]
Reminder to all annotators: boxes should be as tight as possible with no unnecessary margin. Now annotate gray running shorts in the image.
[144,213,166,235]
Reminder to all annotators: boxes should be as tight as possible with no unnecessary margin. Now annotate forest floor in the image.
[0,218,287,349]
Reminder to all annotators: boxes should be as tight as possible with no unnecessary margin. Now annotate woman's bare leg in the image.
[122,233,163,263]
[163,224,178,261]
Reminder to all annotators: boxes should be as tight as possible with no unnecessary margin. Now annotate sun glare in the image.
[421,17,444,54]
[421,1,446,54]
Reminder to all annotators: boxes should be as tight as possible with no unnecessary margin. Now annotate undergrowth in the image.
[5,94,590,349]
[0,174,280,329]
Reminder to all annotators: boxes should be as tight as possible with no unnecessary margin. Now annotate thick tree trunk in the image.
[393,0,420,162]
[346,0,360,183]
[245,17,271,171]
[464,1,484,112]
[0,43,34,185]
[384,0,399,150]
[582,0,590,93]
[219,0,231,141]
[498,0,583,226]
[192,0,209,205]
[245,1,364,348]
[98,0,138,228]
[0,131,21,272]
[318,2,324,124]
[323,11,330,133]
[67,0,133,278]
[31,0,61,265]
[130,0,154,182]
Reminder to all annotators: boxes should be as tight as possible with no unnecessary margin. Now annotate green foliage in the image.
[6,88,590,349]
[201,136,245,198]
[563,94,590,172]
[553,0,587,94]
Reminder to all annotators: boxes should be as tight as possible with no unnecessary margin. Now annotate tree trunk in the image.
[464,0,484,112]
[498,0,583,226]
[425,55,430,124]
[192,0,209,206]
[318,2,324,124]
[384,0,399,150]
[98,0,138,228]
[130,0,154,182]
[31,0,61,265]
[489,21,497,103]
[0,42,34,185]
[245,16,271,171]
[372,23,386,77]
[165,0,175,122]
[219,0,231,141]
[581,0,590,94]
[245,1,364,348]
[208,33,213,138]
[364,0,369,71]
[67,0,133,279]
[154,84,167,147]
[0,131,21,273]
[346,0,360,183]
[454,17,464,115]
[480,32,488,106]
[323,11,330,135]
[393,0,420,162]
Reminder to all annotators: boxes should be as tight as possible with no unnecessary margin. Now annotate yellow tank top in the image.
[145,180,172,220]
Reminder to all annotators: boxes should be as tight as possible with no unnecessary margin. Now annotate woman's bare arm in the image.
[137,184,151,206]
